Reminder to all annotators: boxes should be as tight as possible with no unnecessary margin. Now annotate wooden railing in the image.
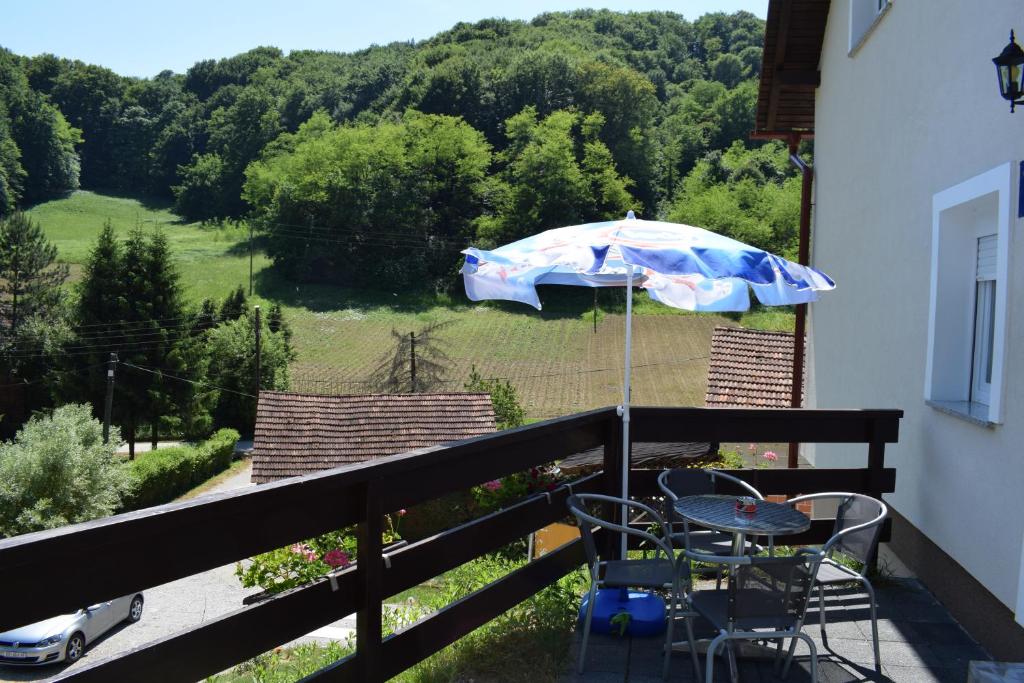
[0,406,901,682]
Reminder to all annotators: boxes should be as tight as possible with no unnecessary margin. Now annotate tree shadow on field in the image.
[80,187,179,215]
[252,263,457,313]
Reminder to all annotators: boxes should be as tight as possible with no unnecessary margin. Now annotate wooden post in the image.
[357,479,384,681]
[602,415,623,560]
[409,331,416,393]
[103,352,117,444]
[787,141,813,470]
[248,222,254,296]
[866,418,886,573]
[254,306,261,397]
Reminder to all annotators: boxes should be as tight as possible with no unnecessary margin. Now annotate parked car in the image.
[0,594,143,666]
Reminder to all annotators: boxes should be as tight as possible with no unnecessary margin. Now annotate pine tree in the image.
[219,285,248,321]
[267,302,292,343]
[0,212,68,335]
[0,212,69,435]
[66,225,213,456]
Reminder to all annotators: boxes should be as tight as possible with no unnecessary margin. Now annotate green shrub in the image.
[0,404,133,537]
[123,429,239,510]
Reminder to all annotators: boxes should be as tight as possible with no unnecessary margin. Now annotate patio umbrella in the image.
[461,211,834,555]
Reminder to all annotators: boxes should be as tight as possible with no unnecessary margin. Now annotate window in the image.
[925,163,1013,426]
[849,0,892,55]
[970,236,997,406]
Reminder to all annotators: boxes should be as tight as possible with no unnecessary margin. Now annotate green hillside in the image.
[27,191,791,419]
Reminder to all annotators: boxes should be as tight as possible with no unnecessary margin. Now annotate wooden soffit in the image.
[753,0,830,140]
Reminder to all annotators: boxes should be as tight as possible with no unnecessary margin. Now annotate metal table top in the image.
[673,494,810,537]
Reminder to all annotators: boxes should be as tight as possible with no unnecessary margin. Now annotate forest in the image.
[0,9,806,442]
[0,9,803,288]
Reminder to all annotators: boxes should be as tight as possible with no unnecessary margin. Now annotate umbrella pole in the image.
[619,267,634,559]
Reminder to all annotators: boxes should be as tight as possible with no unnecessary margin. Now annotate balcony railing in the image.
[0,406,901,681]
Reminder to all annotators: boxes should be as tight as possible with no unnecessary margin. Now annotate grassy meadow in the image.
[27,191,794,419]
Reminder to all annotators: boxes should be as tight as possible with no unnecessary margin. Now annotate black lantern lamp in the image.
[993,30,1024,112]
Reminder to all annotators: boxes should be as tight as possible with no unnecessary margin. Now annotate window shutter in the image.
[976,235,997,281]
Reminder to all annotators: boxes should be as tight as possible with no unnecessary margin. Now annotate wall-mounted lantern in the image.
[993,30,1024,112]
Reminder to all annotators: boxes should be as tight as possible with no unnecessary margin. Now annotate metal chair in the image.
[566,493,701,681]
[657,469,769,586]
[680,547,824,683]
[786,492,888,672]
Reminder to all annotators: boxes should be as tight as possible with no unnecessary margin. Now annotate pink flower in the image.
[397,509,407,517]
[762,450,779,462]
[748,443,757,452]
[483,479,502,492]
[290,543,317,562]
[323,549,351,568]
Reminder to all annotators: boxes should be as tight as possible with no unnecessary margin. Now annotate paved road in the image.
[0,463,260,682]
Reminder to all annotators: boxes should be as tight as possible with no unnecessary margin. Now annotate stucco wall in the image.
[808,0,1024,611]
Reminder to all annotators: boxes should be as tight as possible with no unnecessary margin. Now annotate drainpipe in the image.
[788,134,812,470]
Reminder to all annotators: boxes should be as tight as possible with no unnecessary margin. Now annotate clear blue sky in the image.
[2,0,767,78]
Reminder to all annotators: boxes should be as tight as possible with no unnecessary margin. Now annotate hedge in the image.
[122,429,240,511]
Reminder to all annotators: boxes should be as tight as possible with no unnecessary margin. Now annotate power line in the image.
[0,361,109,389]
[119,361,256,399]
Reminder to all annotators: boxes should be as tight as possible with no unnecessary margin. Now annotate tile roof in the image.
[252,391,497,483]
[705,326,800,409]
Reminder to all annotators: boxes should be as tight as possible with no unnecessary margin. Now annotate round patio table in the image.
[673,494,810,556]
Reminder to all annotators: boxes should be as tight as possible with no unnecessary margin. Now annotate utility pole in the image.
[248,222,254,296]
[103,352,117,444]
[409,331,416,392]
[254,306,262,397]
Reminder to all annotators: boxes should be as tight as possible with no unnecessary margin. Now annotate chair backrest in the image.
[832,494,886,565]
[786,492,887,568]
[657,468,765,524]
[727,554,819,627]
[566,493,675,568]
[658,468,765,501]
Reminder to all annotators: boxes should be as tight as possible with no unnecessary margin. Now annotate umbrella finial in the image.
[626,210,636,220]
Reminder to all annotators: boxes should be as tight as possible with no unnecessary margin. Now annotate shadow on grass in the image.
[254,263,621,319]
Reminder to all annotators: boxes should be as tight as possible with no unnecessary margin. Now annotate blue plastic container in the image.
[578,587,666,637]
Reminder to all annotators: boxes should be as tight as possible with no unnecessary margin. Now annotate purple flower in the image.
[323,549,351,568]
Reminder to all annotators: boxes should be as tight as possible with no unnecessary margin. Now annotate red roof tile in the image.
[705,326,801,409]
[252,391,497,483]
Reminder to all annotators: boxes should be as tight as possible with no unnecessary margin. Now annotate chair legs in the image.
[817,576,882,673]
[662,581,678,681]
[859,576,881,672]
[707,632,819,683]
[682,612,703,683]
[781,632,818,680]
[577,580,598,674]
[818,584,829,647]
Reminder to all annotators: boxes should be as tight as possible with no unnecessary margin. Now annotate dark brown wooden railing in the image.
[0,406,901,682]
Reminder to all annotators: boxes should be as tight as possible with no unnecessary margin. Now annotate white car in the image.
[0,594,143,666]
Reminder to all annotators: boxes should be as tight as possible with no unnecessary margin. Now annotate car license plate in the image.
[2,650,28,658]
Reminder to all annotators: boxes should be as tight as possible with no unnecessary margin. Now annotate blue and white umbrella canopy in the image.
[461,212,834,557]
[462,212,834,312]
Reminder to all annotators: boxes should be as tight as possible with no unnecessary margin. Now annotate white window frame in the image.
[848,0,893,56]
[925,163,1013,425]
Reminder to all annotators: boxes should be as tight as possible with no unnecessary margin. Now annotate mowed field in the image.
[27,191,793,419]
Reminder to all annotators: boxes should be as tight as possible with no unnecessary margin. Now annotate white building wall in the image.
[809,0,1024,612]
